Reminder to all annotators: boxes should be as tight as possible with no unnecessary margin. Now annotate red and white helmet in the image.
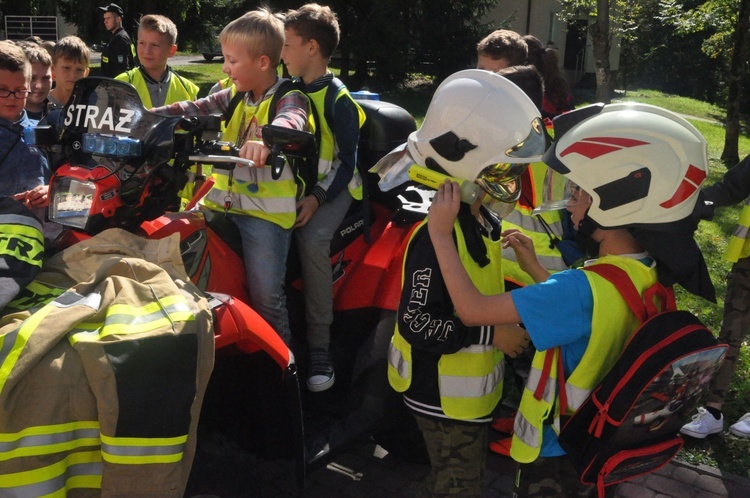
[543,102,708,229]
[408,69,545,183]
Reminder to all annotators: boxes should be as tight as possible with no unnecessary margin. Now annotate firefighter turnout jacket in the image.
[0,229,214,497]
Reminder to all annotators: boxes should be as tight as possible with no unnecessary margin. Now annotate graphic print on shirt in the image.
[404,267,454,342]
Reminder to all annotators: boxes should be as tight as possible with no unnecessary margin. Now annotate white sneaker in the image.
[680,407,724,438]
[729,413,750,438]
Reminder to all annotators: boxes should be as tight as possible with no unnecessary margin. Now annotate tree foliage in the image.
[659,0,750,164]
[13,0,498,84]
[619,0,722,102]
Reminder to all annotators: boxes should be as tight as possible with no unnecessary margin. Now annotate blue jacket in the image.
[0,111,47,197]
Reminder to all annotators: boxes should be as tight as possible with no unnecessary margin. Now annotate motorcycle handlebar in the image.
[188,154,255,170]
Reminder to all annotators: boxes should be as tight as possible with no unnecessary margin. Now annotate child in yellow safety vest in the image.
[151,8,310,346]
[386,70,545,497]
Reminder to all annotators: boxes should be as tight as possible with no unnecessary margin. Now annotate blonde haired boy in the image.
[116,14,199,108]
[152,7,310,346]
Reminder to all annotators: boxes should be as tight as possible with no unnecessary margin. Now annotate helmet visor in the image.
[475,163,524,219]
[533,168,589,214]
[505,117,547,159]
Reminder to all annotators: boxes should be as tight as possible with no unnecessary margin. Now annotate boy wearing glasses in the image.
[0,41,46,200]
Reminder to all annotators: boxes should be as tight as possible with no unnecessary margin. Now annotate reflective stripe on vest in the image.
[510,256,657,463]
[307,82,367,200]
[502,162,567,287]
[202,81,302,228]
[388,219,505,419]
[100,433,187,464]
[0,450,103,497]
[725,201,750,263]
[115,68,200,109]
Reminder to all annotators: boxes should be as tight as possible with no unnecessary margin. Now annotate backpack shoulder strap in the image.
[223,90,246,126]
[583,264,649,322]
[323,77,346,132]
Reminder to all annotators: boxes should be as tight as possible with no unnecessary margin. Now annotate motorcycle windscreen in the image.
[58,76,182,167]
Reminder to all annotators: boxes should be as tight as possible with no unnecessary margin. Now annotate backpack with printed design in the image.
[556,264,727,498]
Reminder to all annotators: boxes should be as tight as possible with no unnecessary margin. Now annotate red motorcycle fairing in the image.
[140,210,250,304]
[208,292,292,369]
[330,205,418,312]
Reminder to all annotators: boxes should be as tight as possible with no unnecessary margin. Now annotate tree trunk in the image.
[721,0,750,165]
[590,0,614,103]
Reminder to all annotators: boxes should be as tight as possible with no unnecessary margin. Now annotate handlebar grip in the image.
[187,155,255,170]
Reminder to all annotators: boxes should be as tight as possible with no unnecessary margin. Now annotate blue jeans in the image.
[229,214,292,344]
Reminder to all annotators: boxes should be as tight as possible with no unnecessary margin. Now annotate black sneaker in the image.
[307,347,335,392]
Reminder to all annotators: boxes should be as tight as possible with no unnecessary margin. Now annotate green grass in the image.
[173,62,750,475]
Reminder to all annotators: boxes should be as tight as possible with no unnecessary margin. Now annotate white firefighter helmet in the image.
[542,103,708,228]
[407,69,546,184]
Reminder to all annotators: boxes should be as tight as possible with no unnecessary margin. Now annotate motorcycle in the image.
[30,77,433,487]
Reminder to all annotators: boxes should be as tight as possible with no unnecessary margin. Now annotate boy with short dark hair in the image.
[282,3,365,392]
[0,41,47,219]
[152,8,310,346]
[47,36,90,109]
[20,43,53,122]
[476,29,527,72]
[116,14,199,107]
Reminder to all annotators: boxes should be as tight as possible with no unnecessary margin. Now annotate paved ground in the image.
[186,434,750,498]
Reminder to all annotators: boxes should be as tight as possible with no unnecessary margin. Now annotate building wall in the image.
[484,0,620,84]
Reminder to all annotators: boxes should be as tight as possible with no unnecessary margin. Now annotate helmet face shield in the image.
[475,165,524,219]
[506,117,547,160]
[533,168,594,215]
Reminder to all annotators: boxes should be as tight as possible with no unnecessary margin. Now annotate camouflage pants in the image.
[708,257,750,406]
[512,456,606,498]
[413,414,488,498]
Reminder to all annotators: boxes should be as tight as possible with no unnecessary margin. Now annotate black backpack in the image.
[555,264,727,497]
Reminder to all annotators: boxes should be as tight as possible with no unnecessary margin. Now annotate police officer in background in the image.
[98,3,136,78]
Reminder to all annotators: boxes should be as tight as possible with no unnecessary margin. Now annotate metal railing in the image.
[4,16,58,41]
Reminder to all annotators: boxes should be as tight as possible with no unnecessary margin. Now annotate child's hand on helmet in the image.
[502,228,549,283]
[428,180,461,240]
[492,324,531,358]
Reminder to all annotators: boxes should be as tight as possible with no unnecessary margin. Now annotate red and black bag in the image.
[557,264,728,498]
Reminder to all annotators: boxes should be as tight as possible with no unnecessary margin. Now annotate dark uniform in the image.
[101,26,135,78]
[98,3,136,78]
